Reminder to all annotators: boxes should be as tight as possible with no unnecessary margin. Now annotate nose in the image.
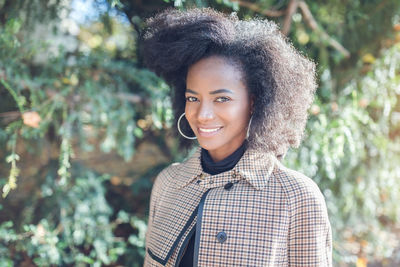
[197,102,215,122]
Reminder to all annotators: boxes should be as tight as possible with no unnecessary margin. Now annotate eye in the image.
[215,96,231,103]
[186,96,198,102]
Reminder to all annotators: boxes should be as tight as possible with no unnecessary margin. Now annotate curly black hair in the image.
[142,8,316,156]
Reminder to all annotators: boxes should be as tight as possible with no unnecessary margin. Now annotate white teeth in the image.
[199,127,221,133]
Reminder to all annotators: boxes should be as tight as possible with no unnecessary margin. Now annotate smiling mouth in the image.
[199,127,222,133]
[197,127,223,137]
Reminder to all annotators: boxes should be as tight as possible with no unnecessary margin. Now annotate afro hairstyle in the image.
[142,8,317,157]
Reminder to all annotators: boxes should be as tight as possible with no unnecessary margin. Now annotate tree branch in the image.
[282,0,298,35]
[298,1,350,58]
[231,0,285,17]
[0,111,20,118]
[233,0,350,58]
[115,92,150,105]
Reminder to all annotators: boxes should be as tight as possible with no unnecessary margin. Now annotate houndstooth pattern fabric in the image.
[144,147,332,267]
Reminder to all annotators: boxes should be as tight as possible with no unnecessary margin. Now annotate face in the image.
[185,56,253,162]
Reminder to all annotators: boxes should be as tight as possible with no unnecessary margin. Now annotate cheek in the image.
[217,102,250,124]
[184,104,196,124]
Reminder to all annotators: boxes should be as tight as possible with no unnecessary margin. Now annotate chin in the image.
[197,139,221,151]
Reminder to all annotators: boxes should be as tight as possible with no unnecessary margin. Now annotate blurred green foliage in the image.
[0,167,147,266]
[285,43,400,262]
[1,0,400,266]
[0,3,168,264]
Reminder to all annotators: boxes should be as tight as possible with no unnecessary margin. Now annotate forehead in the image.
[186,56,246,92]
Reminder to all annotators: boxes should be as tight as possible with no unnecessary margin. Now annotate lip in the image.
[197,126,223,138]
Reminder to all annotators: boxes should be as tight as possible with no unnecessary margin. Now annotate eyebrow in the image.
[185,88,234,95]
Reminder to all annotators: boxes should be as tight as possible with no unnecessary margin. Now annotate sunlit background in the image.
[0,0,399,266]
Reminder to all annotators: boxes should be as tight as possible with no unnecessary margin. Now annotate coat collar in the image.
[175,146,277,190]
[146,146,279,265]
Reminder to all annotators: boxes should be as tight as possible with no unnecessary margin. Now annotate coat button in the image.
[224,182,234,190]
[216,231,227,243]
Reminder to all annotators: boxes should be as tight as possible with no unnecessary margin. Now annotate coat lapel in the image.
[147,146,278,265]
[146,148,206,265]
[178,147,277,191]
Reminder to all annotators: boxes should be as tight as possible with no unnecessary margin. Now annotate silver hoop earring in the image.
[177,113,197,140]
[246,116,253,139]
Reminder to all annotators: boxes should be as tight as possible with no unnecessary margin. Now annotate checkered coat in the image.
[144,147,332,267]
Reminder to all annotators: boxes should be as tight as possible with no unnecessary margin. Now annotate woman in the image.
[142,8,332,267]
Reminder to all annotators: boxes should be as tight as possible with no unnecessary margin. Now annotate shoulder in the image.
[153,162,181,187]
[272,161,327,213]
[154,147,202,188]
[148,162,182,208]
[152,149,198,187]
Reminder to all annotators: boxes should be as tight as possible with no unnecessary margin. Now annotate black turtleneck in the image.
[201,142,247,175]
[178,142,247,267]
